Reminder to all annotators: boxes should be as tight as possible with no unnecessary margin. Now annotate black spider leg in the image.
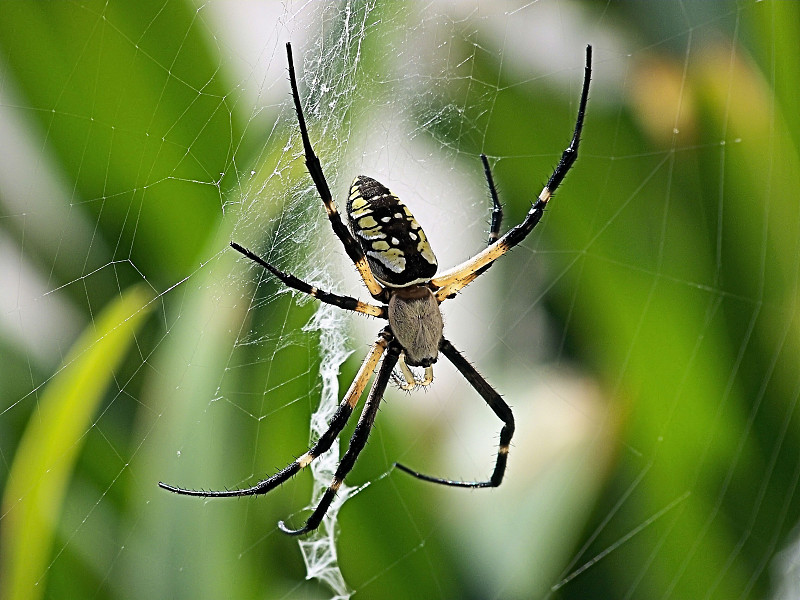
[395,337,514,488]
[459,153,504,288]
[280,341,401,535]
[432,44,592,300]
[481,154,503,245]
[543,44,592,195]
[158,331,390,501]
[229,242,387,318]
[284,42,385,301]
[434,154,504,302]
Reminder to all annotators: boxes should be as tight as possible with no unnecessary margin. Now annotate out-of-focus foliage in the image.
[1,285,152,600]
[1,1,798,599]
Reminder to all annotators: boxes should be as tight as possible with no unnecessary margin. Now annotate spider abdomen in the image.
[347,176,438,288]
[388,287,443,367]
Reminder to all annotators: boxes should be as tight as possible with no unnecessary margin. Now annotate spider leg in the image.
[481,154,503,245]
[285,42,385,301]
[230,242,386,318]
[432,45,592,302]
[280,341,401,535]
[395,337,514,488]
[434,154,503,301]
[158,331,390,502]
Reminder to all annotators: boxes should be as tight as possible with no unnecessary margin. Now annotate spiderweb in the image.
[2,1,800,599]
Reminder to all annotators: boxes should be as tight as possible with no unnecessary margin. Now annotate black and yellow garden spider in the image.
[159,42,592,535]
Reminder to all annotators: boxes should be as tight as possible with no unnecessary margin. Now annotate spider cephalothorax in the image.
[386,286,442,367]
[160,41,592,536]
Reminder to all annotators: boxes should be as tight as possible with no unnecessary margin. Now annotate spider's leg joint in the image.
[297,451,314,468]
[278,520,308,536]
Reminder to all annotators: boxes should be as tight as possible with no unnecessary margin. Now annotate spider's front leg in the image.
[284,42,386,301]
[432,45,592,301]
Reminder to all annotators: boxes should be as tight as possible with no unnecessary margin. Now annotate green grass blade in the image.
[0,284,153,600]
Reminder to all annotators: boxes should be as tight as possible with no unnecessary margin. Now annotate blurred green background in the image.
[2,1,799,599]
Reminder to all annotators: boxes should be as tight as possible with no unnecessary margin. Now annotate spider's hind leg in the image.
[395,337,514,488]
[159,331,392,536]
[280,341,401,535]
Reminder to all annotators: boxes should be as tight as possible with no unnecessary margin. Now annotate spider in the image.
[159,42,592,535]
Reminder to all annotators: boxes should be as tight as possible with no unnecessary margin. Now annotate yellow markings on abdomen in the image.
[347,175,438,287]
[358,215,379,228]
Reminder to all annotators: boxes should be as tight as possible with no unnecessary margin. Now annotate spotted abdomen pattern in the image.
[347,176,438,288]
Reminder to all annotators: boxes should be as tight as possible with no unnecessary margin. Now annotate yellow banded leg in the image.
[230,242,387,318]
[398,353,417,390]
[397,354,435,389]
[421,366,434,386]
[158,332,390,502]
[344,334,389,407]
